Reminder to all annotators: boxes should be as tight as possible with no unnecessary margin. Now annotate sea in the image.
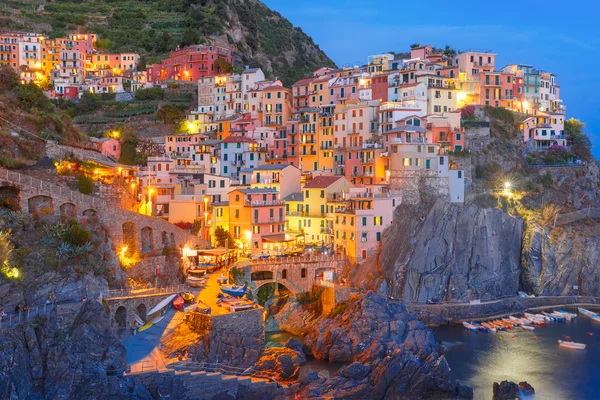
[433,310,600,400]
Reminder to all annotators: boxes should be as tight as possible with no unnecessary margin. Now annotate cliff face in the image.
[521,221,600,296]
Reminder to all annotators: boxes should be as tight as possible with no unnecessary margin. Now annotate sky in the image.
[262,0,600,158]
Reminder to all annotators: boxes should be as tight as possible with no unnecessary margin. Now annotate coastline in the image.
[406,295,600,325]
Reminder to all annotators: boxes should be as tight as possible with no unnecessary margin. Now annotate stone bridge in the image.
[103,285,185,333]
[230,255,347,297]
[0,168,208,255]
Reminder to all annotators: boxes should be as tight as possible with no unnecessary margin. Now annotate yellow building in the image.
[418,75,458,114]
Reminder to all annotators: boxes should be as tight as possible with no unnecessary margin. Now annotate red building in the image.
[147,44,232,83]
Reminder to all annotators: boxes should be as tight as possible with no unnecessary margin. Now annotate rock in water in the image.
[493,380,535,400]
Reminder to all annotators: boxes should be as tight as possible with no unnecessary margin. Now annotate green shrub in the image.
[77,92,103,114]
[135,87,164,101]
[540,172,553,188]
[77,175,94,194]
[62,220,91,247]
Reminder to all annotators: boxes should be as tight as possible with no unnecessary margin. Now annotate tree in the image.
[118,128,140,165]
[77,92,102,113]
[214,226,235,249]
[410,43,421,49]
[155,32,174,53]
[565,118,592,161]
[137,55,147,72]
[181,28,201,47]
[214,58,233,74]
[77,175,94,195]
[0,230,18,279]
[14,82,53,112]
[156,104,184,124]
[443,45,456,58]
[0,65,20,91]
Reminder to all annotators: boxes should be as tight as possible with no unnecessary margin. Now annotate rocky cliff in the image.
[274,292,471,399]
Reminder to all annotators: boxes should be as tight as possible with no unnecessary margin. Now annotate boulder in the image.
[339,362,370,380]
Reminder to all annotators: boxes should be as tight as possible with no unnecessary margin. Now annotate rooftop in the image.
[283,192,304,202]
[222,135,256,144]
[233,188,279,194]
[253,164,292,171]
[303,176,342,189]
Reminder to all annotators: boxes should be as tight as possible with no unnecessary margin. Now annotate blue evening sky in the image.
[262,0,600,158]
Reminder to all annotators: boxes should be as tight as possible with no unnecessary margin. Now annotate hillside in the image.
[0,66,87,168]
[0,0,336,86]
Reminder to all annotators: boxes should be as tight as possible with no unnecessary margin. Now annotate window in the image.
[235,210,240,218]
[439,157,445,165]
[361,232,368,242]
[362,217,367,226]
[458,171,463,179]
[376,232,381,241]
[282,269,287,279]
[403,158,411,166]
[301,268,307,278]
[374,216,382,226]
[305,190,309,198]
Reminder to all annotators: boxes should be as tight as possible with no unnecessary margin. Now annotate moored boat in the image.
[558,340,586,350]
[462,322,478,331]
[220,284,247,297]
[471,322,489,333]
[578,308,596,317]
[521,325,535,331]
[481,322,497,332]
[558,309,577,318]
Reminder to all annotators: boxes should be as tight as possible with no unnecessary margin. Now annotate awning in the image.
[261,234,297,243]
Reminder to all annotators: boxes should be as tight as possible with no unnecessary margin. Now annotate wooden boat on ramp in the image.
[558,340,586,350]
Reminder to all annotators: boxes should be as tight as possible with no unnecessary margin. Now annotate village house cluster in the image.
[131,44,568,263]
[0,34,569,263]
[0,32,144,98]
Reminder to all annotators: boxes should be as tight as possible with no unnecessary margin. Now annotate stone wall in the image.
[104,292,173,334]
[186,308,265,368]
[0,168,209,256]
[389,170,450,205]
[318,284,351,314]
[231,255,346,296]
[126,255,183,286]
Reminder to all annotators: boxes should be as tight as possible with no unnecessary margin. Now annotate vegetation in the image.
[77,175,95,194]
[565,118,593,161]
[214,226,235,248]
[0,230,18,279]
[134,87,164,101]
[2,0,335,86]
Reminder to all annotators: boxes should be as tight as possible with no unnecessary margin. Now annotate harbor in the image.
[435,307,600,399]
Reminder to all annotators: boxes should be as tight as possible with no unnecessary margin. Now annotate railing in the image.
[527,161,586,168]
[236,254,347,267]
[101,284,186,299]
[0,167,105,209]
[253,217,286,224]
[168,360,277,381]
[287,211,326,218]
[0,303,54,328]
[244,200,285,207]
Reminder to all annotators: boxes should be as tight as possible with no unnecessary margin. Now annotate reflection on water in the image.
[266,331,345,379]
[434,312,600,400]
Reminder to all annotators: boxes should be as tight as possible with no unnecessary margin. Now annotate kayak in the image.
[147,294,177,316]
[578,308,596,317]
[471,322,489,333]
[558,340,586,350]
[153,316,165,325]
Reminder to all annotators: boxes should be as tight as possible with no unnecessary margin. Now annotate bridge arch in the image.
[122,222,136,256]
[136,303,147,323]
[28,195,54,215]
[255,281,291,306]
[251,270,274,281]
[115,306,127,330]
[140,227,153,254]
[60,202,76,220]
[161,231,168,248]
[83,208,98,223]
[0,185,21,211]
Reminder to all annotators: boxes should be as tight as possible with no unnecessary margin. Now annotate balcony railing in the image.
[392,137,429,144]
[287,211,326,218]
[253,217,286,224]
[244,200,285,207]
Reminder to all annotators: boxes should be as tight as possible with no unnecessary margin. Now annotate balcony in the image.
[244,200,286,207]
[231,160,245,167]
[320,227,334,235]
[391,137,429,144]
[287,211,326,218]
[253,217,286,224]
[350,171,374,177]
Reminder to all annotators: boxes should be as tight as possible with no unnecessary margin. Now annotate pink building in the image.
[147,45,232,83]
[91,137,121,159]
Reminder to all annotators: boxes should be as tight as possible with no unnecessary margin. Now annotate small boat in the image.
[217,274,228,285]
[471,322,489,333]
[463,322,478,331]
[521,325,535,331]
[172,295,185,311]
[153,316,165,325]
[134,314,144,326]
[147,294,177,316]
[558,340,586,350]
[227,300,256,312]
[558,310,577,318]
[591,314,600,323]
[481,322,497,332]
[578,308,596,317]
[552,311,571,321]
[543,311,564,322]
[181,291,195,303]
[220,284,247,297]
[187,276,206,288]
[502,318,516,327]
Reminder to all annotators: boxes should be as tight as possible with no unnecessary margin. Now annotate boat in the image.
[153,315,165,325]
[591,314,600,323]
[226,300,256,312]
[501,318,516,327]
[558,340,586,350]
[521,325,535,331]
[134,314,144,326]
[220,284,247,297]
[217,274,228,285]
[147,294,177,316]
[181,291,195,303]
[543,311,564,322]
[471,322,489,333]
[578,308,596,317]
[172,295,185,311]
[462,322,478,331]
[552,311,572,321]
[216,295,245,304]
[481,322,497,332]
[187,276,206,288]
[558,309,577,318]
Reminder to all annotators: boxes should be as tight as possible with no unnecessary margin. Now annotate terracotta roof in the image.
[222,135,256,144]
[293,77,315,86]
[303,176,342,189]
[263,85,291,91]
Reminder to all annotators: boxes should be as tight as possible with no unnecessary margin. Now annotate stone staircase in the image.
[174,369,278,399]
